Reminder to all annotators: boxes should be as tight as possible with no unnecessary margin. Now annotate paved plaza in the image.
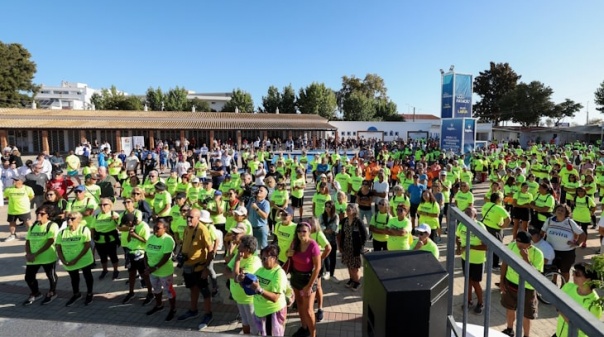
[0,176,601,337]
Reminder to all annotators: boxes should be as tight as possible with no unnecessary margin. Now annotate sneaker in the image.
[112,270,120,280]
[23,292,42,306]
[197,313,214,331]
[345,279,353,288]
[165,309,177,321]
[41,293,58,305]
[351,282,361,291]
[99,270,109,280]
[177,310,199,321]
[65,293,82,307]
[501,328,514,337]
[122,292,135,304]
[330,275,340,283]
[315,309,324,322]
[581,242,587,248]
[322,274,330,281]
[473,303,484,314]
[146,305,164,316]
[4,234,17,242]
[292,327,310,337]
[84,293,93,305]
[461,301,474,310]
[142,293,154,306]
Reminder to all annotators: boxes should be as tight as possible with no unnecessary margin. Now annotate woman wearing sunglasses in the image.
[56,211,95,306]
[288,222,322,337]
[42,188,67,228]
[91,198,121,280]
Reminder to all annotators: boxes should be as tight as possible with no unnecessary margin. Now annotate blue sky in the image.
[2,0,603,124]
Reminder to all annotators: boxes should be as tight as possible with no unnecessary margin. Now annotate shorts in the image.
[410,203,419,219]
[149,274,176,299]
[290,269,317,291]
[7,213,31,224]
[500,280,538,319]
[128,254,146,274]
[182,270,211,298]
[290,196,304,208]
[512,207,530,221]
[236,303,258,333]
[553,249,576,274]
[461,260,484,282]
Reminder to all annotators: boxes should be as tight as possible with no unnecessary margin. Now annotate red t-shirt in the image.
[47,177,74,198]
[292,240,321,273]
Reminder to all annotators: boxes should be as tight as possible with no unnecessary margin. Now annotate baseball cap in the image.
[12,175,25,182]
[282,207,294,216]
[516,231,531,244]
[85,173,99,180]
[154,181,167,191]
[230,222,247,234]
[191,177,200,183]
[74,185,86,192]
[416,223,431,235]
[419,174,428,181]
[439,170,447,176]
[214,190,222,196]
[241,273,259,296]
[202,178,211,184]
[225,174,231,179]
[233,206,248,216]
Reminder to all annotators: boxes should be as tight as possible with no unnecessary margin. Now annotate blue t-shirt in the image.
[211,164,226,187]
[247,199,270,228]
[408,183,426,205]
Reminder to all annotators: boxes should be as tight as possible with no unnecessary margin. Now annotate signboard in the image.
[440,118,463,154]
[441,74,454,119]
[120,137,133,154]
[454,74,473,118]
[132,136,145,149]
[463,118,476,154]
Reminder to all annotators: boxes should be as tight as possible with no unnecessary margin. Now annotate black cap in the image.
[120,213,136,225]
[516,231,531,244]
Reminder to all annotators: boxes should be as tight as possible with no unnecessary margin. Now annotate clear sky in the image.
[2,0,603,124]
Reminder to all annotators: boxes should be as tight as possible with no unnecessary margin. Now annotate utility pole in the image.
[413,107,416,122]
[586,101,589,125]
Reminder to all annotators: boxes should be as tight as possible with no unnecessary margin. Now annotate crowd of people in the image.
[1,138,603,336]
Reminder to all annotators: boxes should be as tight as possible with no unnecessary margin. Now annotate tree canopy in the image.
[222,88,254,113]
[497,81,554,127]
[337,74,398,121]
[595,80,604,113]
[297,82,337,119]
[90,86,142,110]
[0,42,38,107]
[547,98,583,124]
[473,62,521,126]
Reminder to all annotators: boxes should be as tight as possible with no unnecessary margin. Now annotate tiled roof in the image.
[0,108,336,130]
[400,113,440,120]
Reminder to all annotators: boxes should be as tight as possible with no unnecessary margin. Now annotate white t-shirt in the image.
[125,156,140,171]
[373,180,390,202]
[541,217,584,251]
[532,239,555,265]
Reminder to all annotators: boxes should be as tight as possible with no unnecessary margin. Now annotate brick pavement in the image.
[0,174,602,337]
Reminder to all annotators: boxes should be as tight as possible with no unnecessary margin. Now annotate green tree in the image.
[0,42,37,107]
[473,62,521,126]
[337,73,393,121]
[297,82,337,119]
[343,91,375,121]
[279,84,297,114]
[146,87,165,111]
[164,86,188,111]
[261,85,281,113]
[546,98,583,124]
[186,98,211,112]
[373,98,399,121]
[118,96,143,110]
[221,88,254,113]
[498,81,554,127]
[595,81,604,113]
[90,86,140,110]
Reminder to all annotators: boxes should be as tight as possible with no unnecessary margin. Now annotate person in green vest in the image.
[120,212,154,306]
[456,207,487,314]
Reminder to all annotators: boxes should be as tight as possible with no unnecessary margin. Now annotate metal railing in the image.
[445,205,604,337]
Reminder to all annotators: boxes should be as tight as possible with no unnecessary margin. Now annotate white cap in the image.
[199,210,212,224]
[416,223,431,235]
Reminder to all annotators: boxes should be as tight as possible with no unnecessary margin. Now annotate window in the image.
[341,132,345,136]
[347,132,351,136]
[353,132,356,136]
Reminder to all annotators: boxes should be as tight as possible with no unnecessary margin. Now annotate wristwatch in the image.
[256,287,264,295]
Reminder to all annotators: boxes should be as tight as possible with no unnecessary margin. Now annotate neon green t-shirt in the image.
[555,282,602,337]
[533,193,555,222]
[26,221,59,265]
[291,178,306,199]
[126,222,150,254]
[253,266,288,317]
[170,216,187,243]
[145,233,176,277]
[91,211,119,243]
[274,221,297,263]
[454,191,474,211]
[4,185,34,215]
[165,176,180,195]
[513,191,533,206]
[66,197,98,227]
[57,225,94,271]
[270,189,289,207]
[208,200,226,224]
[390,194,410,214]
[311,231,329,251]
[456,221,487,264]
[228,251,262,304]
[411,238,439,259]
[418,202,440,230]
[481,202,510,230]
[386,216,412,251]
[370,212,390,242]
[505,242,543,290]
[572,195,595,223]
[312,193,332,218]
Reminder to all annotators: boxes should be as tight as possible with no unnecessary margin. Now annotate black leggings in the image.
[96,241,119,264]
[373,239,388,251]
[25,263,58,295]
[324,240,338,277]
[68,264,94,294]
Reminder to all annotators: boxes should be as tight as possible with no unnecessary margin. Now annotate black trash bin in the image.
[363,250,448,337]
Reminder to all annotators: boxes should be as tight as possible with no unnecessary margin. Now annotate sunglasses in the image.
[101,203,111,206]
[123,200,133,204]
[397,208,406,212]
[75,190,84,193]
[261,256,275,262]
[133,192,141,195]
[45,194,55,197]
[186,216,196,219]
[297,230,308,233]
[36,212,47,216]
[67,217,77,221]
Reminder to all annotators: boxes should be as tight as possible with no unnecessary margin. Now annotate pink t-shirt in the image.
[292,240,321,273]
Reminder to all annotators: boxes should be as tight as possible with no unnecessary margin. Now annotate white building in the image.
[186,92,232,112]
[329,116,492,142]
[36,81,99,110]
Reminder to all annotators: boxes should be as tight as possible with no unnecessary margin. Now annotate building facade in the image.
[36,81,99,110]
